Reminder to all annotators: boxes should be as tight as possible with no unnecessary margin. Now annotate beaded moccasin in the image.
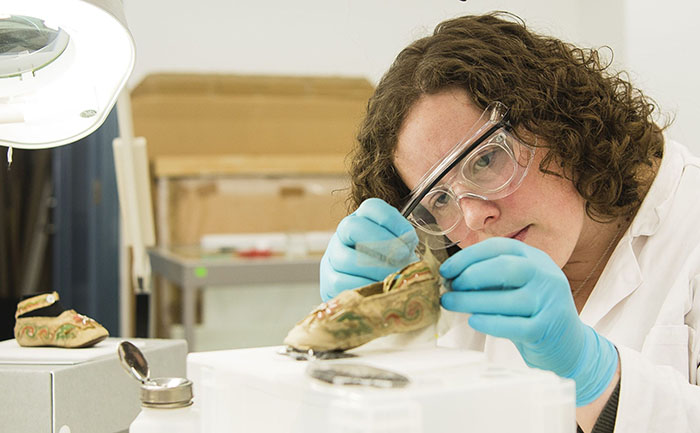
[284,254,442,352]
[14,292,109,348]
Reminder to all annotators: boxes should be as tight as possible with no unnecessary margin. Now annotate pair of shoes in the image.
[14,292,109,348]
[284,254,442,352]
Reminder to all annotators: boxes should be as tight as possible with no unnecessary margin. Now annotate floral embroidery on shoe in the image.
[284,250,443,352]
[14,292,109,348]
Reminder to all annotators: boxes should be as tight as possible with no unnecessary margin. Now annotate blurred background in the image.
[2,0,697,351]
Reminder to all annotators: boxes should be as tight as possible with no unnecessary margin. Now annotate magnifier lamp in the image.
[0,0,155,338]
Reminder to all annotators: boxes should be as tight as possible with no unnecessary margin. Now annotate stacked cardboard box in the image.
[162,175,348,246]
[130,73,374,245]
[131,73,373,158]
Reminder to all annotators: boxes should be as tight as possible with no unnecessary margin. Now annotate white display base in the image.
[187,345,575,433]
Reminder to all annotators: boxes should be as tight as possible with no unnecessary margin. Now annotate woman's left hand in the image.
[440,237,618,407]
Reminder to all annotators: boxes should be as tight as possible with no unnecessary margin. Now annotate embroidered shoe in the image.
[14,292,109,348]
[284,255,442,352]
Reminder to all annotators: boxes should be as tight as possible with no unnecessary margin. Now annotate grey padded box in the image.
[0,338,187,433]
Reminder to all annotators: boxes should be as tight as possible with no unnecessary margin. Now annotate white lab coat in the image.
[437,139,700,432]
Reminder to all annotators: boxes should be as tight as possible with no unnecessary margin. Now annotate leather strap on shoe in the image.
[15,292,60,318]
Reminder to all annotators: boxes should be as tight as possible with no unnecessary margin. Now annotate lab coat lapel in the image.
[579,238,642,328]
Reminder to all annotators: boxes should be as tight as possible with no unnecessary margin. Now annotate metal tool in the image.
[306,363,410,388]
[278,345,357,361]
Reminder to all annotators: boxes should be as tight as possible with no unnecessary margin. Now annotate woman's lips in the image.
[507,225,530,241]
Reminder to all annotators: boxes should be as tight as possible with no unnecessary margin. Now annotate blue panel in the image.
[52,108,121,335]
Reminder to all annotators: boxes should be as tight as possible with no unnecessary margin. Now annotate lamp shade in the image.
[0,0,135,149]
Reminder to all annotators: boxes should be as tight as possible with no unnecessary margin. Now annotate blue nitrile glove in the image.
[320,198,419,302]
[440,237,618,407]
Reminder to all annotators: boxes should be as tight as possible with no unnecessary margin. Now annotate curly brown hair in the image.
[350,11,667,221]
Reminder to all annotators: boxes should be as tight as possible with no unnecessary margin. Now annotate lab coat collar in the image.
[629,140,684,237]
[580,139,684,327]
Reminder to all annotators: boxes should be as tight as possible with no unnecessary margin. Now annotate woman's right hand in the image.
[319,198,419,301]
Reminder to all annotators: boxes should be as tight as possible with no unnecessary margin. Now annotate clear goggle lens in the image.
[405,126,534,249]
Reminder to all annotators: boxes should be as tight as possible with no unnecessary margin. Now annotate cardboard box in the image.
[0,338,187,433]
[131,74,374,159]
[131,74,370,247]
[163,175,348,246]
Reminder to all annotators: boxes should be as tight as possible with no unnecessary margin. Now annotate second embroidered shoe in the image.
[14,292,109,348]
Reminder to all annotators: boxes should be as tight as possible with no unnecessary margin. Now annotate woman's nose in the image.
[456,194,500,231]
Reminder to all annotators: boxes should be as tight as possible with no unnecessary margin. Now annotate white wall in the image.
[123,0,586,87]
[623,0,700,147]
[123,0,698,153]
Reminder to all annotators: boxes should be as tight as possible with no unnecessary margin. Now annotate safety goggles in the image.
[400,102,535,249]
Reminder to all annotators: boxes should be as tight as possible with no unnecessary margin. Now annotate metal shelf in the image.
[148,247,320,348]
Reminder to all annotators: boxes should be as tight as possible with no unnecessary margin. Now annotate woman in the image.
[320,12,700,433]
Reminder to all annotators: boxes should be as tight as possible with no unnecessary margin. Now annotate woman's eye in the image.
[473,150,497,171]
[429,192,451,209]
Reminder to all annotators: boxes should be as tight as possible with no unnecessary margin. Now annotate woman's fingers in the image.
[441,286,536,317]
